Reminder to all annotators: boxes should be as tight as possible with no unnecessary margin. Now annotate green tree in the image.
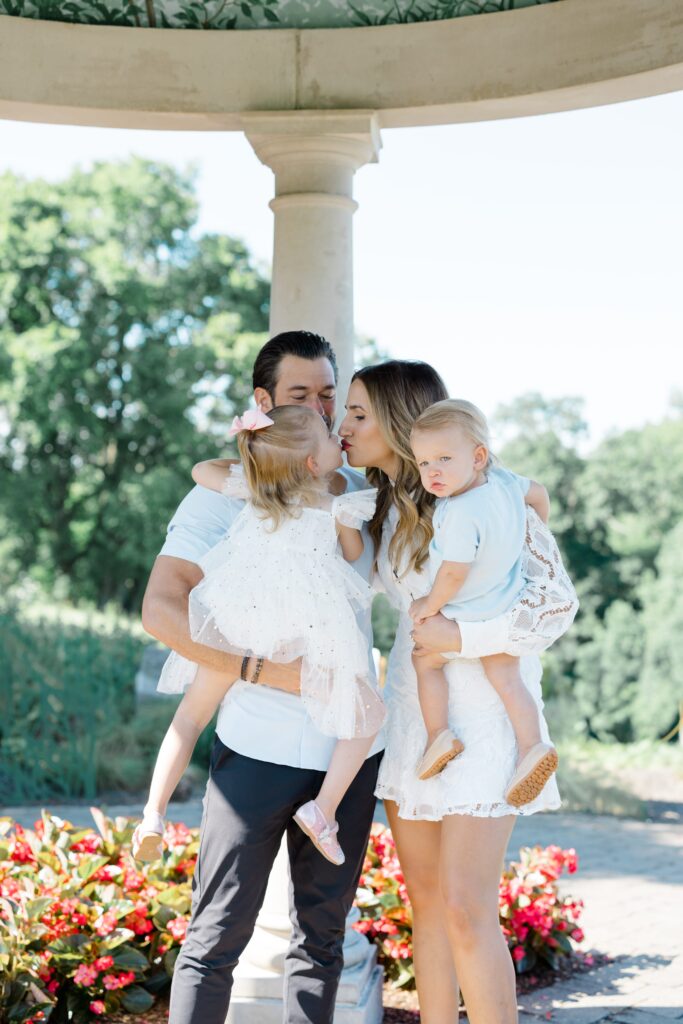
[493,393,607,593]
[633,520,683,740]
[0,159,270,609]
[572,600,645,741]
[577,415,683,601]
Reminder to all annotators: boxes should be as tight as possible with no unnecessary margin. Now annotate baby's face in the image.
[411,425,487,498]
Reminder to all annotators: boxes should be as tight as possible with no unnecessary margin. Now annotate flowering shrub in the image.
[500,843,584,974]
[0,813,585,1020]
[353,825,584,988]
[0,810,197,1023]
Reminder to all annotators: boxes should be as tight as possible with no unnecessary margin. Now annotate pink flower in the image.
[168,916,188,942]
[571,928,584,943]
[512,946,525,962]
[94,956,114,971]
[74,964,99,987]
[89,1002,106,1016]
[95,911,118,936]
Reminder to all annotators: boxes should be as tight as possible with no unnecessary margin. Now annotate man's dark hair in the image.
[252,331,338,400]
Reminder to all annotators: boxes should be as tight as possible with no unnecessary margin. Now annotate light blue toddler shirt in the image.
[430,466,530,622]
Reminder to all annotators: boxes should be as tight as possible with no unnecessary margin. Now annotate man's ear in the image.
[254,387,274,412]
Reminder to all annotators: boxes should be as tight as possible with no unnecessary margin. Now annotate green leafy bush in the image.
[0,812,587,1021]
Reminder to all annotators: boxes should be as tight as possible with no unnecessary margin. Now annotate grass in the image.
[554,738,683,818]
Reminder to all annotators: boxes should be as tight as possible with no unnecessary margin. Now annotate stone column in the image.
[246,112,382,401]
[225,117,384,1024]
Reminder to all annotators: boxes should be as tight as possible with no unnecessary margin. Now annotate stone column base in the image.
[226,944,383,1024]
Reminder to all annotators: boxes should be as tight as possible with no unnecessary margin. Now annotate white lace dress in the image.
[158,487,385,741]
[375,504,565,821]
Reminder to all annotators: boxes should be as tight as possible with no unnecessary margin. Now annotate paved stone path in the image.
[4,803,682,1022]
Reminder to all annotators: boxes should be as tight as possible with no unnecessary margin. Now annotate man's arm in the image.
[141,555,301,694]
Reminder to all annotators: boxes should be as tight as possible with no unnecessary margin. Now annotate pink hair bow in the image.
[228,408,275,437]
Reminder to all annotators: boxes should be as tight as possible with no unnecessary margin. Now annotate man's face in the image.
[255,355,337,428]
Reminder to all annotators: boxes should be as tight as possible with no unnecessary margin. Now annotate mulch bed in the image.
[109,953,610,1023]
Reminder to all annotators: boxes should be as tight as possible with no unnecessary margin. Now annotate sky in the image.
[1,88,682,449]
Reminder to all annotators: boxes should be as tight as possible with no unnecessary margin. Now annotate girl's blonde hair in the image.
[352,361,449,574]
[236,406,325,527]
[411,399,494,469]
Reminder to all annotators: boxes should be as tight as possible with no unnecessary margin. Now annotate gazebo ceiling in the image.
[1,0,682,131]
[0,0,556,32]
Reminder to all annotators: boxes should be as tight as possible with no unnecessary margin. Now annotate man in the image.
[141,330,383,1024]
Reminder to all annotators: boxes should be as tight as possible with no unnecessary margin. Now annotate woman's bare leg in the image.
[385,801,459,1024]
[440,813,517,1024]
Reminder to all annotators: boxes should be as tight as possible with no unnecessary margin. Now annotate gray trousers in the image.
[169,737,381,1024]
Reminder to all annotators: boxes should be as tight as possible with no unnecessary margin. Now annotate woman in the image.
[338,361,566,1024]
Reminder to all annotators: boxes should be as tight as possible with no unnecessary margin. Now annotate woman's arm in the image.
[525,481,550,524]
[192,458,238,493]
[142,555,301,693]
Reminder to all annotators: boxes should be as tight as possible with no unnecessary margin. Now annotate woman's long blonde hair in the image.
[352,361,448,574]
[237,406,324,528]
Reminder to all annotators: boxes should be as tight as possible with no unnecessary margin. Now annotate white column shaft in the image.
[247,125,381,403]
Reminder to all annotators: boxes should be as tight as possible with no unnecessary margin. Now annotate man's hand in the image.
[409,596,437,625]
[411,612,462,654]
[259,658,302,695]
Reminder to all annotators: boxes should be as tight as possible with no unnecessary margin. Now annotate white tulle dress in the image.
[157,475,385,741]
[375,505,571,821]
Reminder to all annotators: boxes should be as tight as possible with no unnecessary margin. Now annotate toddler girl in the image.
[408,399,570,807]
[133,406,384,866]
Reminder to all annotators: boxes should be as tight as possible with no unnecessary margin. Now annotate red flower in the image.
[102,971,136,990]
[94,956,115,971]
[512,946,526,962]
[89,1001,106,1015]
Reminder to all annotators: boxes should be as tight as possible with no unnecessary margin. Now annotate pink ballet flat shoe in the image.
[505,742,559,808]
[417,729,465,780]
[132,810,165,862]
[293,800,345,866]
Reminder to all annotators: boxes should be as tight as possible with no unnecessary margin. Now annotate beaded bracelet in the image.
[250,657,264,685]
[240,656,250,682]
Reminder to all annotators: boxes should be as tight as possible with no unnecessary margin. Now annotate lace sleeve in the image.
[458,507,579,658]
[220,463,250,501]
[332,488,377,530]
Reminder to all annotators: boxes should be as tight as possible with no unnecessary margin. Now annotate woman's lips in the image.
[340,439,351,451]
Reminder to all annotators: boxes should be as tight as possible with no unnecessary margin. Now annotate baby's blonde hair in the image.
[411,399,495,469]
[237,406,325,527]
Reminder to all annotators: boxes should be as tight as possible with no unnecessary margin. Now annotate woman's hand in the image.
[409,596,436,625]
[411,648,449,670]
[411,612,462,654]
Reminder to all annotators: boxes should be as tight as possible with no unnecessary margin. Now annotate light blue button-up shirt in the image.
[159,468,384,771]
